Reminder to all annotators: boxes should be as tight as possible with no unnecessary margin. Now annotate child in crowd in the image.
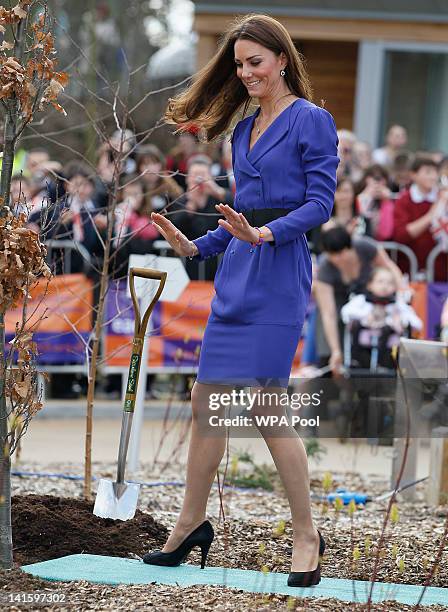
[393,157,447,280]
[356,165,395,240]
[136,144,183,211]
[112,175,159,245]
[341,266,422,369]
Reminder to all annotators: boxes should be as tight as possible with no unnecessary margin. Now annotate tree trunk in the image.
[84,191,118,500]
[0,82,20,569]
[0,313,12,569]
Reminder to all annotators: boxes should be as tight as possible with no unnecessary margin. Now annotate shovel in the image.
[93,267,167,520]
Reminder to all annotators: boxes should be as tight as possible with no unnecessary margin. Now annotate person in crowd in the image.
[341,266,422,369]
[313,226,403,376]
[336,129,363,182]
[168,155,234,281]
[390,152,413,194]
[393,157,448,281]
[353,140,372,175]
[110,128,137,174]
[308,177,361,255]
[10,174,32,217]
[372,124,408,169]
[210,137,235,194]
[95,142,127,210]
[439,156,448,189]
[430,184,448,253]
[31,160,64,207]
[136,144,183,212]
[29,161,103,274]
[328,177,360,233]
[102,174,161,279]
[165,126,201,191]
[355,164,395,240]
[24,147,51,178]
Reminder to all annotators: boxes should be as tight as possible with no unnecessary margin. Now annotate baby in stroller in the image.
[341,267,422,371]
[338,267,422,439]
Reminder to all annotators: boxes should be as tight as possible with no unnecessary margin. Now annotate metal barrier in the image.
[378,241,419,281]
[426,243,448,283]
[45,239,92,275]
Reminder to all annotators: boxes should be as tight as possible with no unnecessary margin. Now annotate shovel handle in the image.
[129,267,167,338]
[130,267,166,282]
[124,267,167,414]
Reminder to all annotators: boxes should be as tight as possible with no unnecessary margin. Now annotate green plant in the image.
[304,437,326,462]
[226,448,276,491]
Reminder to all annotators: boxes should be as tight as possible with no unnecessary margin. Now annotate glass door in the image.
[380,50,448,152]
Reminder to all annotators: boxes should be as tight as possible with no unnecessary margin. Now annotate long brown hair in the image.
[165,14,313,141]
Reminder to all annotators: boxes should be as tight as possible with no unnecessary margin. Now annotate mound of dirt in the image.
[12,494,168,566]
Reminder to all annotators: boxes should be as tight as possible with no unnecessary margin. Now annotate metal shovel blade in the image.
[93,478,140,521]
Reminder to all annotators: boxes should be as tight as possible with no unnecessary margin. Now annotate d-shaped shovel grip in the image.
[124,267,167,414]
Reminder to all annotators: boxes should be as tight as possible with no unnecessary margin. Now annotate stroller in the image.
[335,319,414,442]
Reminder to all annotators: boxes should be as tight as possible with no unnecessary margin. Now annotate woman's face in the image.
[139,156,162,178]
[122,183,144,209]
[234,39,286,99]
[334,180,354,209]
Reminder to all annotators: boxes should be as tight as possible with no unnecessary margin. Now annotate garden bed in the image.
[2,460,447,610]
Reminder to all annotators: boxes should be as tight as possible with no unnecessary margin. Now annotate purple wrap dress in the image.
[191,97,339,387]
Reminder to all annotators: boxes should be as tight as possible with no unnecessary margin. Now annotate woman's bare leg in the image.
[250,385,320,572]
[161,380,228,552]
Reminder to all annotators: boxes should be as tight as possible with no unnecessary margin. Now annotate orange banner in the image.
[5,274,93,364]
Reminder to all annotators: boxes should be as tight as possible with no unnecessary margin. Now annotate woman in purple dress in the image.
[144,14,339,587]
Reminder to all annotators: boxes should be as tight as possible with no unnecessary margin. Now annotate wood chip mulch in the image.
[2,459,447,611]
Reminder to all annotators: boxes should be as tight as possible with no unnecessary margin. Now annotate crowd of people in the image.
[7,121,448,386]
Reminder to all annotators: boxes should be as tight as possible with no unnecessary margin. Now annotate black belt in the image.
[240,207,291,226]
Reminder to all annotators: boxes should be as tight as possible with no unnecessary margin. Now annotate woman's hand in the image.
[215,203,260,243]
[150,212,195,257]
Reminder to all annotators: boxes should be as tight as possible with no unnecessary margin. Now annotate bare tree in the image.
[0,1,65,568]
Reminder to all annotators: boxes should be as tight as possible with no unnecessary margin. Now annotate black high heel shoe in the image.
[287,530,325,588]
[143,520,214,569]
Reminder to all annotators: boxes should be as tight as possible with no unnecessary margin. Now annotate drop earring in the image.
[280,69,286,77]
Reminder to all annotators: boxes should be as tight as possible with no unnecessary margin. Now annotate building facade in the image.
[192,1,448,151]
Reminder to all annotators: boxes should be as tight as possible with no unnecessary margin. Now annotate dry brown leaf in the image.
[13,379,30,399]
[53,71,69,87]
[12,4,27,20]
[4,56,23,71]
[0,41,14,51]
[51,101,67,116]
[44,78,63,99]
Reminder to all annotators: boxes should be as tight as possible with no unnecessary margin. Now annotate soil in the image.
[11,494,168,566]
